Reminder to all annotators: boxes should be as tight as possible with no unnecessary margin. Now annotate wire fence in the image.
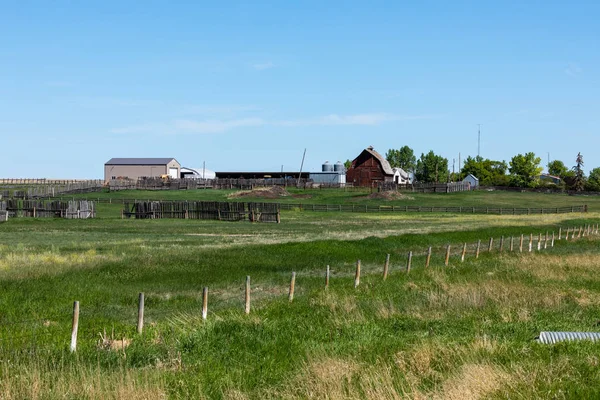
[0,223,597,356]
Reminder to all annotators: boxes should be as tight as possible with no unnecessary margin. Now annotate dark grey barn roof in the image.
[105,158,178,166]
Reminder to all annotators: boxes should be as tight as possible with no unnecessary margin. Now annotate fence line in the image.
[1,223,598,354]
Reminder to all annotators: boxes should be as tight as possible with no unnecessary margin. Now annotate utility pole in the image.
[477,124,481,158]
[452,158,455,181]
[298,148,307,186]
[458,152,461,175]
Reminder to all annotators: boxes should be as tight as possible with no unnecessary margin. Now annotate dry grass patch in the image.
[0,364,167,400]
[0,249,121,279]
[435,363,510,400]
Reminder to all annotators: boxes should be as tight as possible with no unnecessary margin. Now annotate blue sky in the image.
[1,1,598,178]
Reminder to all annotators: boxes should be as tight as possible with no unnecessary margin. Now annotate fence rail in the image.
[277,203,587,214]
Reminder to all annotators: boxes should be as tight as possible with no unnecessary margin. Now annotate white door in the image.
[169,168,178,179]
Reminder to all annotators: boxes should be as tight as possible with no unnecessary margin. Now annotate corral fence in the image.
[0,180,104,199]
[0,200,95,219]
[122,201,280,223]
[109,178,318,191]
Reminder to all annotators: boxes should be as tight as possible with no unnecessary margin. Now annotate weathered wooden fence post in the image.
[529,234,533,252]
[519,234,524,252]
[289,272,296,302]
[551,232,555,248]
[70,301,79,353]
[202,287,208,320]
[558,227,562,240]
[354,260,361,288]
[488,237,493,252]
[566,227,570,241]
[425,246,432,268]
[383,254,390,280]
[325,265,330,289]
[461,243,467,262]
[476,240,481,259]
[137,292,145,334]
[510,236,514,252]
[245,276,251,314]
[537,233,542,251]
[445,245,451,266]
[406,251,413,273]
[500,236,504,252]
[544,232,548,249]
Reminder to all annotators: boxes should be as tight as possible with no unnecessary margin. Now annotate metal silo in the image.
[322,161,334,172]
[334,161,345,173]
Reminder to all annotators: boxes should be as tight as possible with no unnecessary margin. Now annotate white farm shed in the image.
[462,174,479,188]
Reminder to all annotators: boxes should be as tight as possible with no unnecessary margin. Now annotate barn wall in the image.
[346,151,389,187]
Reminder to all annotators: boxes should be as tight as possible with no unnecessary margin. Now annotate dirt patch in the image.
[367,191,415,201]
[227,186,291,199]
[292,193,313,199]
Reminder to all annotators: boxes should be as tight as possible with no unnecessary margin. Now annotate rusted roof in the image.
[363,147,394,175]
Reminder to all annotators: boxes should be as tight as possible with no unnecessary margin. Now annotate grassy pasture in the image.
[1,190,600,398]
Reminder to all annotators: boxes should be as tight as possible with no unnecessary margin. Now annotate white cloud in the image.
[565,63,582,77]
[111,113,438,135]
[276,113,436,127]
[172,118,265,133]
[252,62,275,71]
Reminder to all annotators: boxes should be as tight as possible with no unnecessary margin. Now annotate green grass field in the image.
[1,189,600,399]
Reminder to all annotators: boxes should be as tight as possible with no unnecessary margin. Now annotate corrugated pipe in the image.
[537,331,600,344]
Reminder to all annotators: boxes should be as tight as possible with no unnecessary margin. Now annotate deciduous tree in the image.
[385,146,416,172]
[509,152,542,187]
[415,151,448,183]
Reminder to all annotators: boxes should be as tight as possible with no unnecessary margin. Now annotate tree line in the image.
[379,146,600,191]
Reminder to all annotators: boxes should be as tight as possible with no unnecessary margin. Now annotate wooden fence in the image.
[0,180,104,199]
[277,203,588,214]
[379,182,472,193]
[122,201,280,222]
[0,200,96,219]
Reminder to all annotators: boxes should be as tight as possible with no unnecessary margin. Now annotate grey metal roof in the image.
[363,147,394,175]
[105,158,178,166]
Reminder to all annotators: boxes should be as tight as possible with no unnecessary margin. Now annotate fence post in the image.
[488,237,493,252]
[519,234,524,252]
[137,292,145,334]
[325,265,330,289]
[500,236,504,252]
[445,245,451,266]
[289,272,296,302]
[406,251,412,273]
[529,234,533,252]
[510,236,514,252]
[537,233,542,251]
[551,232,555,248]
[426,246,432,268]
[558,227,562,240]
[579,226,582,238]
[544,232,548,249]
[461,243,467,262]
[383,254,390,280]
[476,240,481,259]
[202,287,208,320]
[565,227,570,241]
[245,276,251,314]
[354,260,361,288]
[70,301,79,353]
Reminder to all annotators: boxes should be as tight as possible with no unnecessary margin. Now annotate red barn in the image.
[346,146,394,187]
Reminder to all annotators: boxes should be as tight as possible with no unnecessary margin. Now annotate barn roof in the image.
[105,158,178,166]
[362,146,394,175]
